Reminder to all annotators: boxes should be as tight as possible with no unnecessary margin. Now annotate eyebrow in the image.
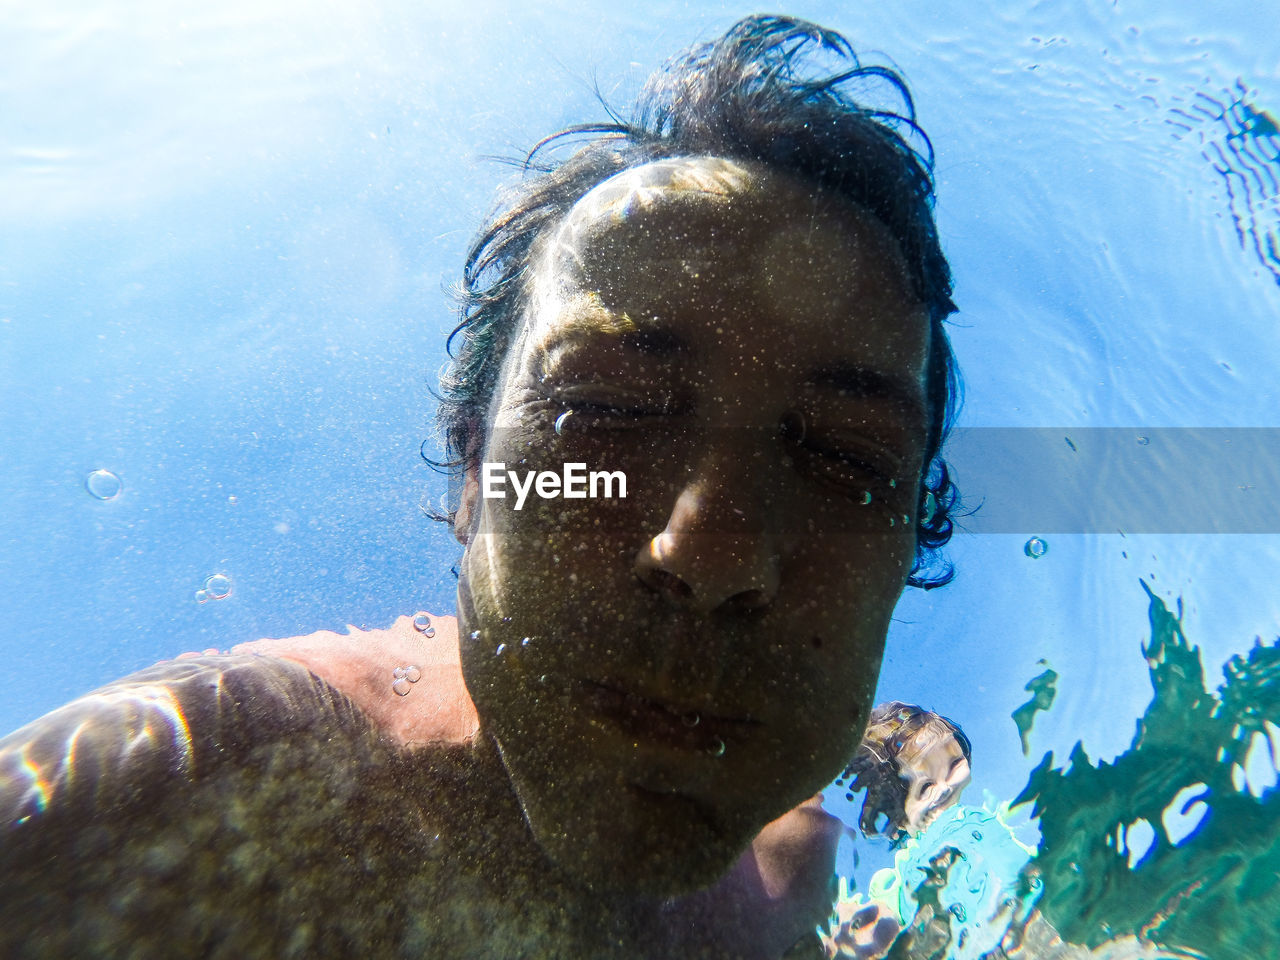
[807,365,928,428]
[538,316,690,368]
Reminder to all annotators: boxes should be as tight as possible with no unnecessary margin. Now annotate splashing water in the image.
[827,581,1279,958]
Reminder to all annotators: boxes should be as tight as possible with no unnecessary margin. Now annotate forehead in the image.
[898,723,964,767]
[523,156,921,354]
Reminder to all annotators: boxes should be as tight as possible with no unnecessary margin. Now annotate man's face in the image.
[457,156,932,894]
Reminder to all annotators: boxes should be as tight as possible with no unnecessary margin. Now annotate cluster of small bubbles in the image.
[469,630,481,642]
[391,664,422,697]
[861,491,872,505]
[495,643,507,656]
[554,411,574,436]
[1137,435,1150,446]
[85,469,123,500]
[205,574,232,599]
[412,612,436,638]
[1024,537,1049,559]
[706,737,726,758]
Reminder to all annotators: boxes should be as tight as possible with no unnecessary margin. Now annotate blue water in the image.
[2,2,1278,954]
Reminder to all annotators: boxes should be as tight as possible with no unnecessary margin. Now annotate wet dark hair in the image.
[429,14,962,587]
[841,700,972,842]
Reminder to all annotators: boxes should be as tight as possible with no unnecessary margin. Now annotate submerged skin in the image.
[0,157,931,958]
[898,727,972,834]
[456,157,930,896]
[0,618,836,958]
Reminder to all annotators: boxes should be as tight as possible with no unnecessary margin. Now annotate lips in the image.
[580,680,759,753]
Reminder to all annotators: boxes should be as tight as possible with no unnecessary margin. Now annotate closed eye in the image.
[547,387,688,433]
[789,438,905,497]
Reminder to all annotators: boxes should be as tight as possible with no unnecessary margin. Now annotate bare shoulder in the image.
[228,613,479,749]
[0,652,380,834]
[0,633,496,958]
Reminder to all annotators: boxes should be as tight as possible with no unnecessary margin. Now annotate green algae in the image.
[832,581,1279,958]
[1009,581,1280,954]
[1012,665,1059,756]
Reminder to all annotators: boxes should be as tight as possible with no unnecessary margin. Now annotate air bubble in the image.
[971,829,983,841]
[861,491,872,505]
[204,574,232,599]
[496,643,506,656]
[469,630,481,642]
[85,469,122,500]
[922,491,937,522]
[554,411,573,435]
[392,677,412,696]
[393,666,408,680]
[413,612,432,633]
[1024,537,1048,559]
[682,712,701,728]
[520,637,531,647]
[889,478,897,488]
[195,589,210,604]
[404,665,421,683]
[1137,435,1150,446]
[707,737,726,758]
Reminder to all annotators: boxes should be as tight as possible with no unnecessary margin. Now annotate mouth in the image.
[579,680,760,754]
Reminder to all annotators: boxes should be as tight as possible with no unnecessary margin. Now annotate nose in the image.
[926,783,951,808]
[634,453,781,614]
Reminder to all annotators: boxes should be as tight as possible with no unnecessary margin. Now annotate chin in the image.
[566,836,743,899]
[532,785,754,899]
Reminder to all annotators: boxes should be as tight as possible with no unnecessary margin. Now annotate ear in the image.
[453,458,482,546]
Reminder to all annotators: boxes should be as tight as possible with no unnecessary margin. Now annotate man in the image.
[0,15,958,959]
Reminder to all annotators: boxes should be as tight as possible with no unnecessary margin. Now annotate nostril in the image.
[641,567,694,600]
[727,587,770,612]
